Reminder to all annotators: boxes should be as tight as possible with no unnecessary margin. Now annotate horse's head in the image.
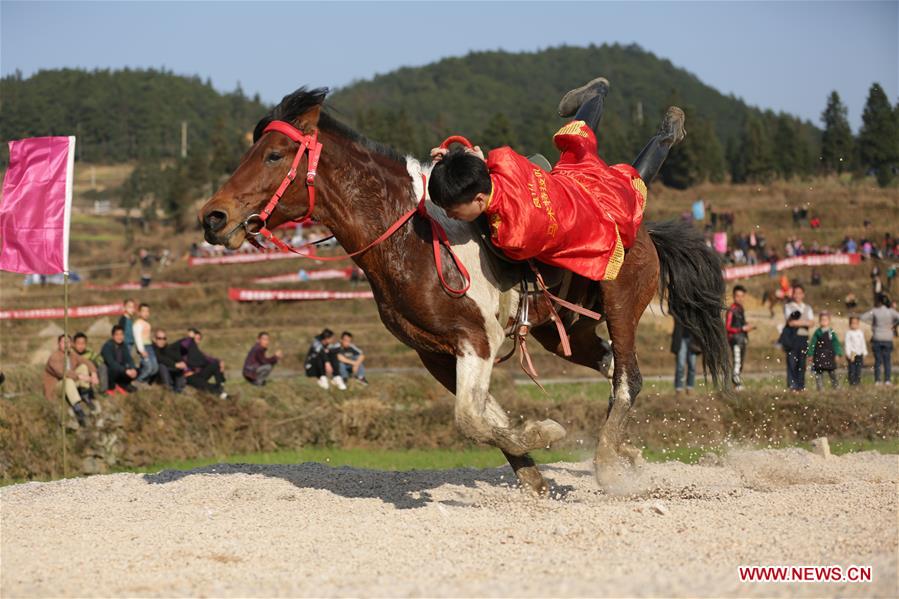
[199,88,327,249]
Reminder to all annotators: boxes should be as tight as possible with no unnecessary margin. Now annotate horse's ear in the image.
[296,105,322,133]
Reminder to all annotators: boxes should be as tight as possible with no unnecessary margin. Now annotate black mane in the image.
[253,87,406,163]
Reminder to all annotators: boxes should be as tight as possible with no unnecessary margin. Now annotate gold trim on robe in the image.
[602,224,626,281]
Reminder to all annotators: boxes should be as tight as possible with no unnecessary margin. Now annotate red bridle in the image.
[244,121,471,297]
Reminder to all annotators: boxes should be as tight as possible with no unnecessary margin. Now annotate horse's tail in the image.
[647,220,730,388]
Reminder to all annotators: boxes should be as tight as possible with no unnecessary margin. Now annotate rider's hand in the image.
[430,147,449,163]
[467,145,485,160]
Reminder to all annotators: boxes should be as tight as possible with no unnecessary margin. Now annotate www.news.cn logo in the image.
[739,565,872,583]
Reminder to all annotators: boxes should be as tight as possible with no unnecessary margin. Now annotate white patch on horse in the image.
[454,340,511,442]
[405,157,517,357]
[615,369,631,407]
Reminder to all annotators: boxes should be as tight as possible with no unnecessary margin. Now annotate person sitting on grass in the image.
[179,328,228,399]
[72,332,108,394]
[43,335,99,427]
[427,76,684,282]
[330,331,367,386]
[153,328,186,393]
[807,311,843,391]
[304,328,345,390]
[242,332,283,386]
[101,325,139,394]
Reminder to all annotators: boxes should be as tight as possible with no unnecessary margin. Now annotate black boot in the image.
[632,106,686,185]
[558,76,610,118]
[72,402,88,427]
[79,388,98,412]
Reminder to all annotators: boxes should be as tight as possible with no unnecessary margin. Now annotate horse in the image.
[199,88,729,493]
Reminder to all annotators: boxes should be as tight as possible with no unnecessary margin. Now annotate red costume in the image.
[484,120,646,281]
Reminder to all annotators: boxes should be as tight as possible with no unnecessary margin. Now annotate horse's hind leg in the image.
[416,349,553,495]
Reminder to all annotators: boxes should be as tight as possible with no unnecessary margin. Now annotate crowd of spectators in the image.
[673,283,899,393]
[43,300,371,427]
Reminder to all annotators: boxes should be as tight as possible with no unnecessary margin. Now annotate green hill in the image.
[0,68,267,163]
[328,43,821,183]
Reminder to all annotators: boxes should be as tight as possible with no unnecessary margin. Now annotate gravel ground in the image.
[1,448,896,598]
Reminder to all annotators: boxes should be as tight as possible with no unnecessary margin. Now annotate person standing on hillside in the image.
[860,294,899,385]
[725,285,755,390]
[670,318,699,394]
[782,285,815,392]
[132,303,158,384]
[807,311,843,390]
[242,332,283,386]
[844,316,868,386]
[118,298,137,357]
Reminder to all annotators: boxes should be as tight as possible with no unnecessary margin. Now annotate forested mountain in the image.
[328,43,822,185]
[0,68,266,163]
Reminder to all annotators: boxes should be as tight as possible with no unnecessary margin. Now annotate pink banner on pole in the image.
[0,136,75,274]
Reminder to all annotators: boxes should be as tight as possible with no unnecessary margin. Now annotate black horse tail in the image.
[647,220,731,388]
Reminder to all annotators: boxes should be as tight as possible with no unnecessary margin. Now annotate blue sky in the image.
[1,1,896,131]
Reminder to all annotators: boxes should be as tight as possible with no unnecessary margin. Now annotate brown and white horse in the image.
[199,88,729,493]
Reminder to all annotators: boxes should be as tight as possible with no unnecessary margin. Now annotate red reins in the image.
[247,122,471,297]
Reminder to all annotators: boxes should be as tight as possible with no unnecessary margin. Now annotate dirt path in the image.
[2,448,896,598]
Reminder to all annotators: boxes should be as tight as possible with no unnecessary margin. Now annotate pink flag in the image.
[0,136,75,274]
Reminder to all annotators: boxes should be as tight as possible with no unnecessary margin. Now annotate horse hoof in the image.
[522,419,567,450]
[516,465,549,496]
[618,442,645,467]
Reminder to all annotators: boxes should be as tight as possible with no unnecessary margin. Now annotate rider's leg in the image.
[632,106,686,185]
[571,78,610,133]
[559,76,610,118]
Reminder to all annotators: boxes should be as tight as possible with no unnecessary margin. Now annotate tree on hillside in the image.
[858,83,899,187]
[730,114,775,183]
[772,114,807,180]
[480,112,518,150]
[820,91,854,174]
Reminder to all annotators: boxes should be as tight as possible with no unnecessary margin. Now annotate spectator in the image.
[331,331,368,385]
[138,248,154,287]
[304,328,345,390]
[670,319,699,395]
[781,285,815,392]
[807,311,843,390]
[118,298,137,357]
[153,329,186,392]
[243,332,282,386]
[101,325,139,394]
[860,294,899,385]
[887,264,897,294]
[132,303,158,384]
[179,328,228,398]
[72,332,108,394]
[871,267,884,305]
[811,268,822,286]
[844,316,868,386]
[725,285,755,390]
[43,335,99,427]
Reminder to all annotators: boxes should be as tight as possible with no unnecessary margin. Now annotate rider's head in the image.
[428,149,492,222]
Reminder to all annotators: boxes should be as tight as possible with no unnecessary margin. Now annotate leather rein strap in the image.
[248,121,471,297]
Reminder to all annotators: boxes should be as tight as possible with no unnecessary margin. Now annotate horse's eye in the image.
[266,152,283,163]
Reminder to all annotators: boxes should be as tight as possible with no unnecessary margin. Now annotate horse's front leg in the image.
[454,342,566,491]
[416,348,553,494]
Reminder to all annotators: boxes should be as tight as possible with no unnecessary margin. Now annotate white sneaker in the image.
[317,376,329,390]
[332,376,347,391]
[219,391,229,400]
